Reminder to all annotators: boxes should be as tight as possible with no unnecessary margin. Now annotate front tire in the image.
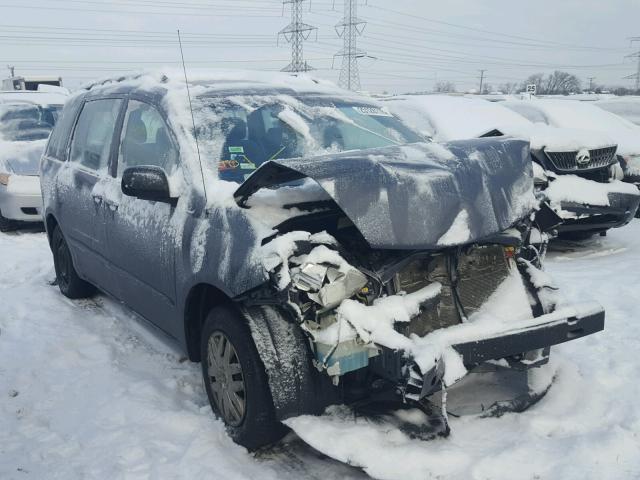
[51,226,95,299]
[0,210,15,232]
[201,306,286,450]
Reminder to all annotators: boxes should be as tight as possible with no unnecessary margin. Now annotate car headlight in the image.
[532,162,548,188]
[0,173,10,186]
[610,162,625,181]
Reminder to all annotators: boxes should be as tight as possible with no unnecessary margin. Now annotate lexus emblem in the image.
[576,149,591,167]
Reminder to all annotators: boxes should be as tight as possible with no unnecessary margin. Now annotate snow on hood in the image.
[236,138,537,249]
[504,99,640,156]
[384,95,616,152]
[0,138,46,175]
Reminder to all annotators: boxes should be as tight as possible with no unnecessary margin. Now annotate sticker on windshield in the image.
[353,106,393,117]
[228,146,244,153]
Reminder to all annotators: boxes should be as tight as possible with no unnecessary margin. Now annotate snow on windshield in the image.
[190,94,422,184]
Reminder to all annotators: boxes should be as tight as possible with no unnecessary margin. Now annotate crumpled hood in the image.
[235,139,536,249]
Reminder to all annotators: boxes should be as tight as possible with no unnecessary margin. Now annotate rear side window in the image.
[117,100,178,175]
[45,94,83,160]
[69,99,122,172]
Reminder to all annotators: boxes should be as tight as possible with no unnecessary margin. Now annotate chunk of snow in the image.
[545,175,639,208]
[437,209,471,246]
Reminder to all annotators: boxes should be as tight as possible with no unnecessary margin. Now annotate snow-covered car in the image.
[503,99,640,191]
[384,95,640,238]
[0,100,64,230]
[41,72,605,450]
[595,97,640,126]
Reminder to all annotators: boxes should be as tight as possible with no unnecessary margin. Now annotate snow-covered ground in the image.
[1,222,640,479]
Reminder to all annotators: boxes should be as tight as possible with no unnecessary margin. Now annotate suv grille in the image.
[545,146,617,172]
[396,245,523,337]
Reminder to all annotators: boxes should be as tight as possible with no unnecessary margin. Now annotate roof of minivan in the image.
[81,70,352,98]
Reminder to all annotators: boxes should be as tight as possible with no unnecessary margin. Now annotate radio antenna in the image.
[177,29,207,205]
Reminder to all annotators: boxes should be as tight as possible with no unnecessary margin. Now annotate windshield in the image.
[192,95,423,183]
[0,104,62,141]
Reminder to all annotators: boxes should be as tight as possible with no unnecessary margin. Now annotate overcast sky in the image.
[1,0,639,93]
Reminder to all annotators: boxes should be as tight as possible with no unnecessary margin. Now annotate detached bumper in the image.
[452,308,604,366]
[557,191,640,233]
[418,304,605,398]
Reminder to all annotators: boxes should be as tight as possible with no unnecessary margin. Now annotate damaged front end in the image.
[237,139,605,425]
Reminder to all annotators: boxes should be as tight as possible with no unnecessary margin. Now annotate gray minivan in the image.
[40,72,605,450]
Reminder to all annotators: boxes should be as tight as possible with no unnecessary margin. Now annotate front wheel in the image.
[51,226,95,299]
[201,306,286,450]
[0,210,15,232]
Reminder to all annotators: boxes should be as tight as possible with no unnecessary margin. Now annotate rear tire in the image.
[51,226,95,299]
[201,306,286,450]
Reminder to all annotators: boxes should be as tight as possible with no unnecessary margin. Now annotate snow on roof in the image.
[0,90,68,106]
[504,98,640,156]
[82,69,348,97]
[385,94,615,152]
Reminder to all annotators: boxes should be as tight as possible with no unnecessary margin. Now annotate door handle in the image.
[92,194,103,205]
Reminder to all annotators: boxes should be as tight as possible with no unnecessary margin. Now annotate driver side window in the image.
[118,100,178,176]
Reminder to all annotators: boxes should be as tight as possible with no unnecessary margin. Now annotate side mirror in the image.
[121,165,175,203]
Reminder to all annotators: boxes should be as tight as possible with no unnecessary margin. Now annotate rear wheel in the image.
[201,306,286,450]
[51,226,95,299]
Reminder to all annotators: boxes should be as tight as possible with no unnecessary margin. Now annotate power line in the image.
[334,0,367,90]
[278,0,317,72]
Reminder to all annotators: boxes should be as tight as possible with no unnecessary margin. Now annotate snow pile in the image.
[544,175,640,208]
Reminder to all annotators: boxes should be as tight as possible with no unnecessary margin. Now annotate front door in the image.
[57,98,123,294]
[102,99,181,335]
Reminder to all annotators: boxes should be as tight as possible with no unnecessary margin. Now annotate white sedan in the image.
[0,102,62,231]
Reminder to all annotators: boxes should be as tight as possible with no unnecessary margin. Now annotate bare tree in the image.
[545,71,581,94]
[498,82,519,94]
[434,81,457,93]
[521,73,545,94]
[521,72,581,95]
